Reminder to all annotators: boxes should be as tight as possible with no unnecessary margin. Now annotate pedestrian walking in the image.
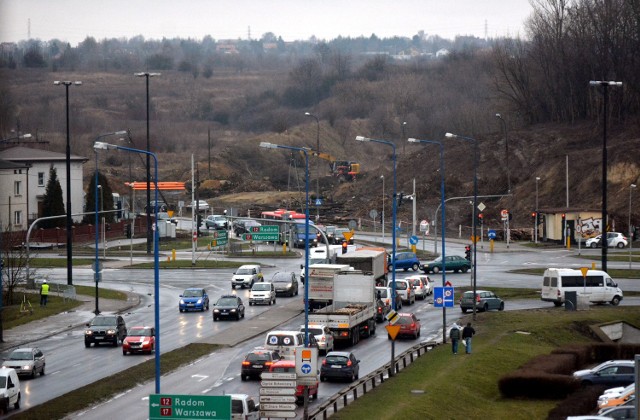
[40,280,50,307]
[449,323,461,354]
[462,322,476,354]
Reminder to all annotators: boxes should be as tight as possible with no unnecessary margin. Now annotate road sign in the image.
[409,235,419,245]
[315,198,322,206]
[385,309,399,324]
[295,347,318,378]
[210,239,228,247]
[385,325,401,340]
[433,287,455,308]
[260,411,296,419]
[369,209,378,219]
[259,388,296,396]
[259,395,296,403]
[488,229,496,240]
[261,372,296,380]
[149,394,231,420]
[192,231,198,242]
[501,209,509,221]
[249,225,279,233]
[348,219,357,230]
[260,380,297,387]
[478,202,486,212]
[211,230,228,239]
[342,231,354,242]
[261,403,297,411]
[241,233,279,241]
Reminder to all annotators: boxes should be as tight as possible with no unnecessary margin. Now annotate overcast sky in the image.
[0,0,533,45]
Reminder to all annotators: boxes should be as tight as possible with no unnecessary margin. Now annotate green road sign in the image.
[210,239,228,247]
[248,225,279,233]
[211,230,228,239]
[150,394,231,420]
[241,233,279,241]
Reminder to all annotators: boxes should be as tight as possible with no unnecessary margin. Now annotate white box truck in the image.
[307,264,352,309]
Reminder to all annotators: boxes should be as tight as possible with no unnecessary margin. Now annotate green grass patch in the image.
[12,343,220,420]
[333,306,640,420]
[25,258,103,268]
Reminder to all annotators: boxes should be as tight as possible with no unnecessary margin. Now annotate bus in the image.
[260,209,317,247]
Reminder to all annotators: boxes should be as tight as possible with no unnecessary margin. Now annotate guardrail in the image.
[308,340,439,419]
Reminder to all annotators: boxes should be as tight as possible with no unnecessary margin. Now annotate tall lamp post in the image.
[260,141,311,417]
[381,175,385,240]
[305,112,320,221]
[445,132,478,320]
[589,80,622,272]
[54,80,82,286]
[495,114,510,193]
[408,138,447,342]
[629,184,636,269]
[535,177,541,244]
[94,139,161,394]
[135,72,160,255]
[355,135,398,375]
[401,121,407,154]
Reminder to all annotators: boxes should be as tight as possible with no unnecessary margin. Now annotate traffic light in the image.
[464,245,471,261]
[125,223,132,238]
[531,211,537,221]
[561,213,566,221]
[477,213,484,224]
[397,193,404,207]
[342,241,348,254]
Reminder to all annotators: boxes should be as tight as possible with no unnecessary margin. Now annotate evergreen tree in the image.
[41,166,65,228]
[84,172,115,224]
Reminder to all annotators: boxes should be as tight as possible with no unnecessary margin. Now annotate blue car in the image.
[179,288,210,312]
[387,252,420,272]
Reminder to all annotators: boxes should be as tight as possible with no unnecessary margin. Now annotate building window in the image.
[14,211,22,225]
[38,172,45,186]
[14,180,21,196]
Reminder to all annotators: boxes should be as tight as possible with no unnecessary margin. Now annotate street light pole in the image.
[408,138,447,342]
[589,80,622,272]
[629,184,636,269]
[535,177,540,244]
[94,139,161,394]
[305,112,320,222]
[381,175,385,240]
[495,114,510,193]
[401,121,407,154]
[355,135,397,375]
[445,132,478,320]
[135,72,160,255]
[54,80,82,286]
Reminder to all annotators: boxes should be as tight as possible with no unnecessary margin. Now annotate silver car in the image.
[2,347,45,377]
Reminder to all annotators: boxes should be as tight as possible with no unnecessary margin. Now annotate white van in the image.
[264,330,317,360]
[231,265,263,289]
[0,367,21,413]
[541,268,623,307]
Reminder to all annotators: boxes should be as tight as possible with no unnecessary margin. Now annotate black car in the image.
[212,295,246,321]
[334,228,354,245]
[85,315,127,347]
[320,351,360,382]
[241,348,282,381]
[270,272,299,297]
[233,219,262,236]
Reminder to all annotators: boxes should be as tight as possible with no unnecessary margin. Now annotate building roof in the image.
[0,146,88,163]
[0,159,30,170]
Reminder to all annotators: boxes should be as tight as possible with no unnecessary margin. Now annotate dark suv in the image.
[85,315,127,347]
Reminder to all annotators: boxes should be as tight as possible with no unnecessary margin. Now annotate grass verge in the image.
[12,343,220,420]
[332,306,640,420]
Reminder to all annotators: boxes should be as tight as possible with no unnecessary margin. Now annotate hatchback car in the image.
[178,288,210,312]
[376,286,403,311]
[205,214,228,230]
[420,255,471,274]
[270,359,318,403]
[249,282,276,306]
[574,360,635,386]
[388,252,420,271]
[405,274,433,300]
[586,232,629,248]
[1,347,45,377]
[460,290,504,313]
[122,326,155,355]
[240,348,281,381]
[299,324,334,354]
[387,279,415,305]
[270,272,299,297]
[334,227,354,245]
[389,313,421,339]
[233,219,262,236]
[212,295,245,321]
[321,351,360,382]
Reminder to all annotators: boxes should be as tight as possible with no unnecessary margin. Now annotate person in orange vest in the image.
[40,280,50,306]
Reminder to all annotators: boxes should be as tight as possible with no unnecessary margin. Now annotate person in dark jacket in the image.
[462,322,476,354]
[449,323,461,354]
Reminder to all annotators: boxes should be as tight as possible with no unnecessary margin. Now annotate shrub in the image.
[547,384,608,420]
[498,371,580,399]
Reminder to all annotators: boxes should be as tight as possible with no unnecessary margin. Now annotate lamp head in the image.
[304,112,311,116]
[355,136,368,142]
[94,141,116,150]
[536,177,541,181]
[114,130,128,136]
[632,184,637,188]
[445,133,455,138]
[407,138,418,143]
[21,134,32,139]
[259,142,277,149]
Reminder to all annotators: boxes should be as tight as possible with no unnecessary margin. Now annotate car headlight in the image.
[197,299,202,304]
[286,283,292,287]
[180,299,185,304]
[85,330,93,335]
[107,329,116,335]
[1,365,6,369]
[213,309,220,313]
[231,309,237,312]
[23,364,31,370]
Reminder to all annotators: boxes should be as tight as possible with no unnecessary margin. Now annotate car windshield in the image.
[271,274,291,283]
[395,282,407,290]
[9,351,32,360]
[252,283,271,291]
[247,352,270,362]
[325,355,349,365]
[376,288,389,298]
[307,328,323,336]
[462,291,475,298]
[90,317,116,326]
[236,268,253,275]
[431,257,443,263]
[397,316,414,325]
[130,328,152,337]
[217,298,238,306]
[410,279,422,286]
[183,289,203,297]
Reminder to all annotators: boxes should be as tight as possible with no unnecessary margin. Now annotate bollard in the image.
[172,249,176,261]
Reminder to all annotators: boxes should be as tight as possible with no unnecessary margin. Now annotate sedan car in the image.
[389,313,421,339]
[122,326,155,355]
[460,290,504,313]
[320,351,360,382]
[179,288,210,312]
[387,252,420,271]
[574,360,635,386]
[240,348,281,381]
[233,219,262,236]
[1,347,45,377]
[205,214,228,230]
[270,272,299,297]
[299,324,334,354]
[191,199,210,211]
[420,255,471,274]
[212,295,245,321]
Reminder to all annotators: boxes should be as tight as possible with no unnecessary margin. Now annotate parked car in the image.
[270,271,299,297]
[249,282,276,306]
[205,214,228,230]
[460,290,504,313]
[191,200,209,211]
[598,384,636,410]
[269,359,318,403]
[232,264,263,289]
[212,295,245,321]
[376,286,402,311]
[156,212,178,225]
[388,252,420,271]
[574,360,635,386]
[420,255,471,274]
[233,219,262,236]
[387,278,415,305]
[122,326,155,355]
[178,288,210,312]
[598,400,636,417]
[405,274,432,300]
[320,351,360,382]
[586,232,628,248]
[388,312,421,339]
[299,324,334,354]
[240,348,281,381]
[84,315,127,347]
[597,383,635,407]
[1,348,45,377]
[145,200,167,212]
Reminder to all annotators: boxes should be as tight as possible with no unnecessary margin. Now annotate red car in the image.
[269,360,318,403]
[388,313,421,340]
[122,326,155,355]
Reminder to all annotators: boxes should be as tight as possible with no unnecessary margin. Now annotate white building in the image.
[0,159,30,231]
[0,146,88,226]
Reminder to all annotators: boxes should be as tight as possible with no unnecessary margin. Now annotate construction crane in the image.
[302,149,360,181]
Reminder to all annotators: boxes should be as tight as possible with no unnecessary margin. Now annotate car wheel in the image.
[617,242,625,248]
[483,303,489,312]
[113,338,118,347]
[320,375,326,382]
[123,350,127,356]
[14,394,19,410]
[433,266,440,274]
[274,298,276,305]
[241,375,247,381]
[590,242,597,248]
[499,302,505,311]
[249,302,253,306]
[411,263,419,271]
[236,313,241,320]
[41,364,45,376]
[31,368,36,378]
[231,284,236,290]
[84,341,91,348]
[179,308,183,313]
[611,296,621,306]
[213,317,218,322]
[462,267,469,273]
[268,299,271,306]
[461,308,468,313]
